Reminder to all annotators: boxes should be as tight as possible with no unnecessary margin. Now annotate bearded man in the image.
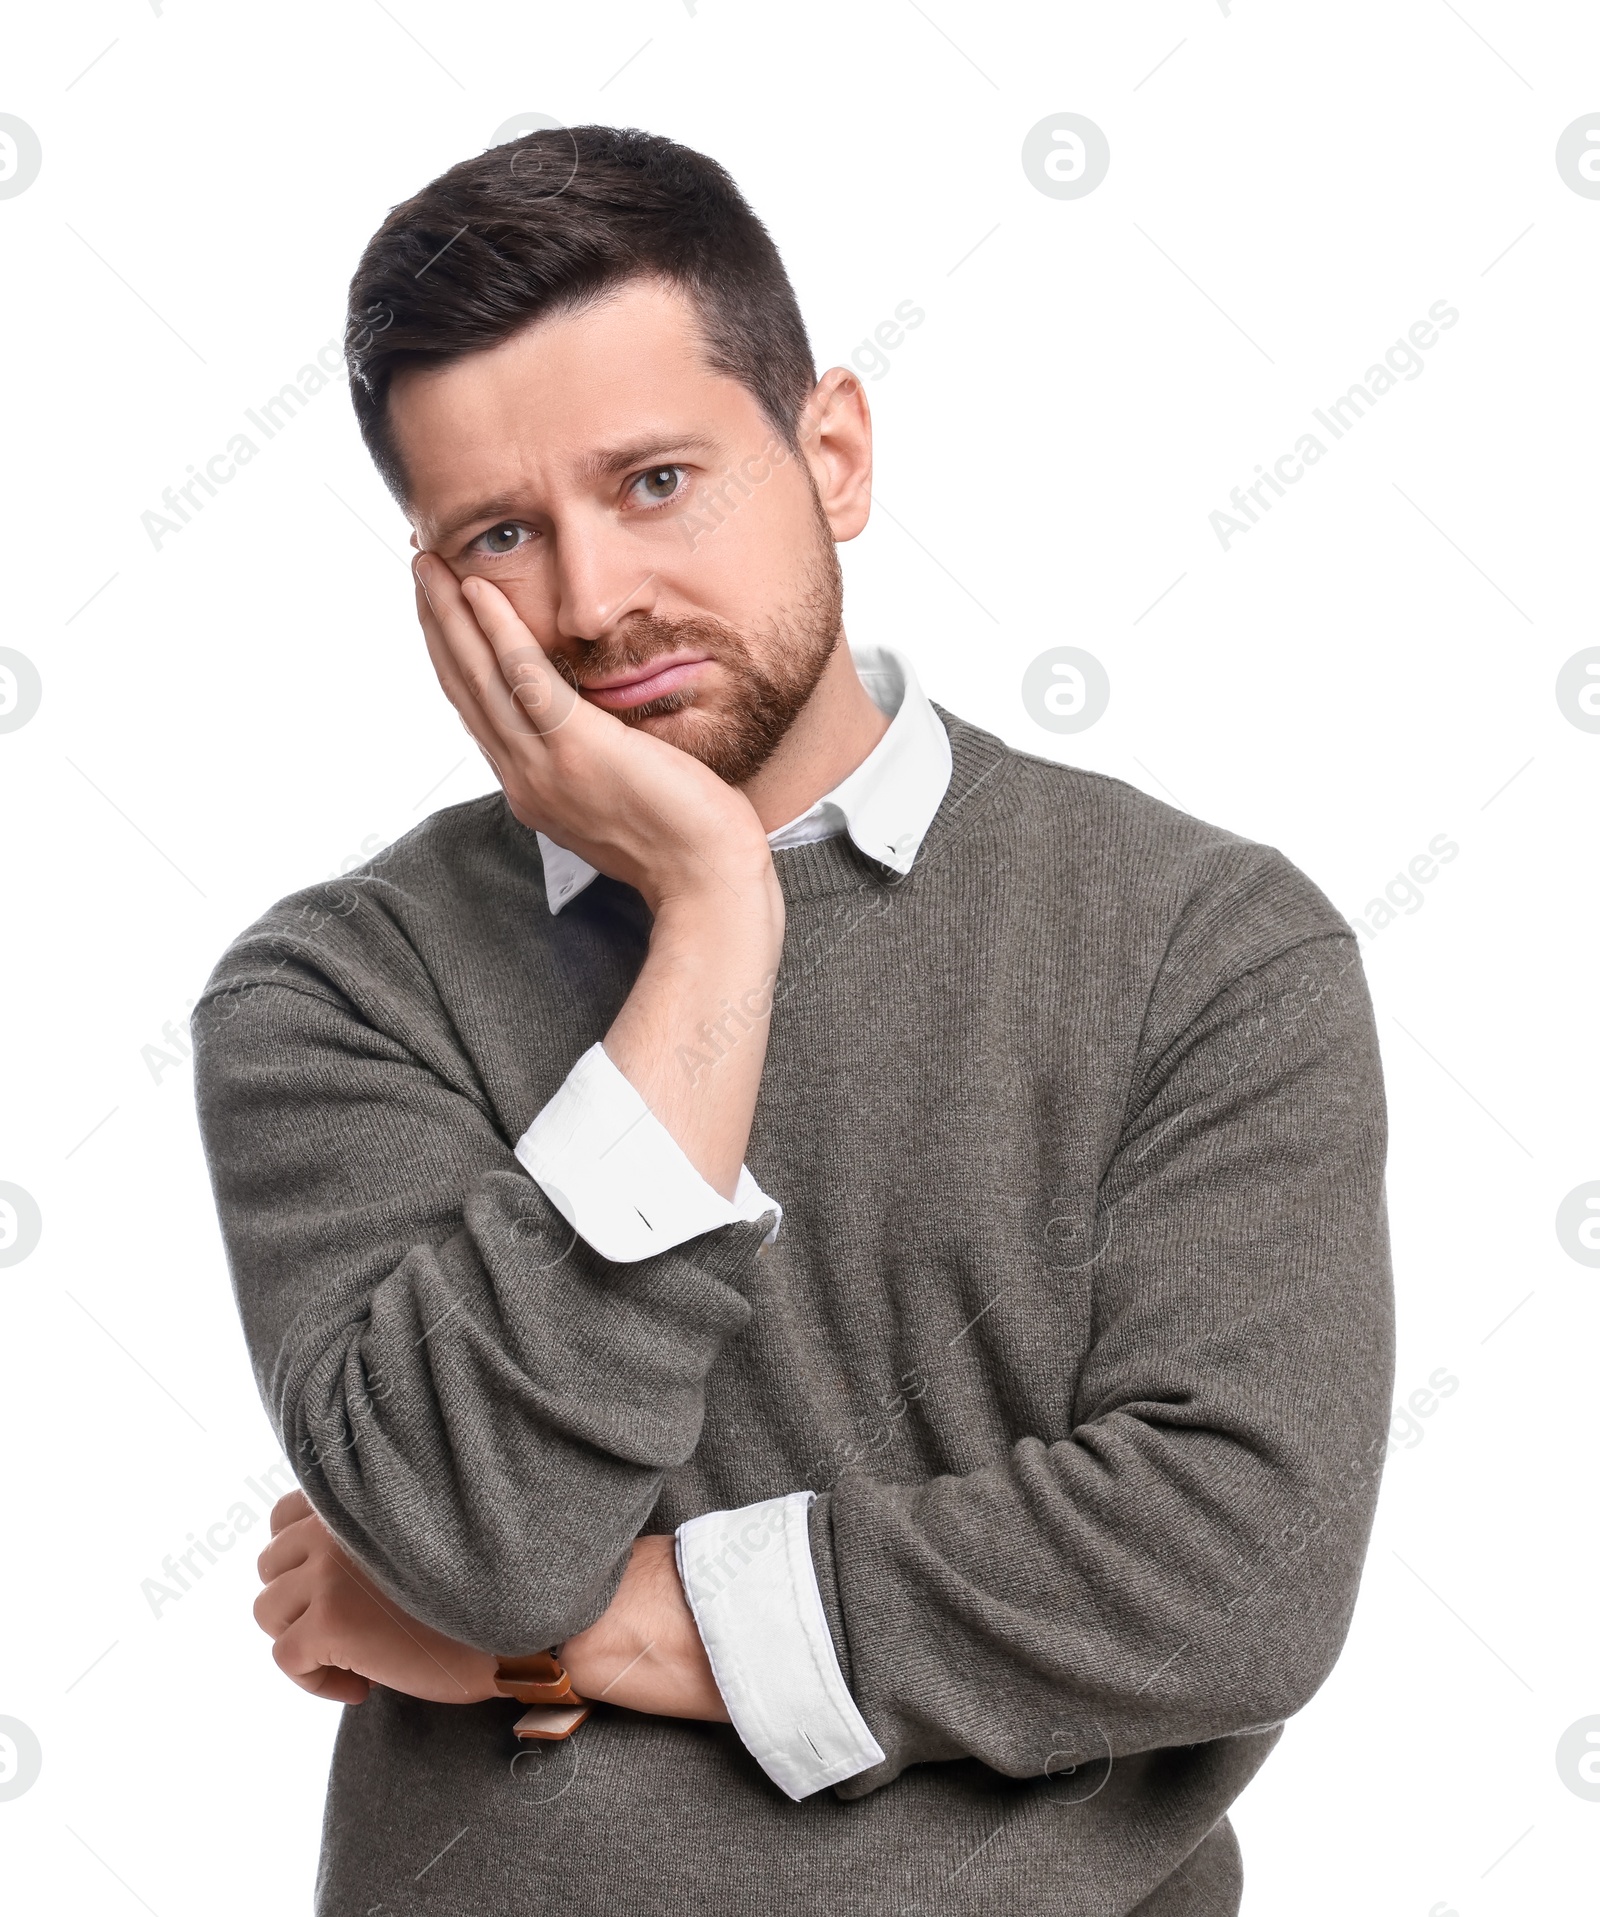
[193,123,1394,1917]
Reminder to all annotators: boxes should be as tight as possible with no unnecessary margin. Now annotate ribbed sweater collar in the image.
[771,710,1015,906]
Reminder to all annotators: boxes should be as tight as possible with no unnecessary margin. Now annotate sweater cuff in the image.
[514,1042,782,1264]
[676,1492,885,1801]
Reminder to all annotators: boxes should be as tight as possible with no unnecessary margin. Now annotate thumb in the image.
[461,576,580,740]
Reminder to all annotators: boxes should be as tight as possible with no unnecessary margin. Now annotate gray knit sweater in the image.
[192,709,1393,1916]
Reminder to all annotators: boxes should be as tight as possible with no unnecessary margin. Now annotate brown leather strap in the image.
[494,1651,591,1738]
[493,1650,580,1706]
[512,1700,593,1741]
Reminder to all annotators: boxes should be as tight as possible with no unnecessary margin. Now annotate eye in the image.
[468,522,532,559]
[632,465,685,505]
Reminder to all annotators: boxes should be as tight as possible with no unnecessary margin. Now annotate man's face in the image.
[390,277,846,785]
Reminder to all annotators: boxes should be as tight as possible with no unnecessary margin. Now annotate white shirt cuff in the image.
[676,1492,885,1801]
[513,1042,781,1264]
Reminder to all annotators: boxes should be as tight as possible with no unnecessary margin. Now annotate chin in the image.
[616,690,714,742]
[633,702,769,785]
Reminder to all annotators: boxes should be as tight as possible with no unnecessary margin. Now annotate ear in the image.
[408,529,421,550]
[798,367,873,544]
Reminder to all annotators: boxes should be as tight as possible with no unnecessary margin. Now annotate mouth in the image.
[578,652,712,712]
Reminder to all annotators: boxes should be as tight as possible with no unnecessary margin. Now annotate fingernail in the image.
[414,554,433,586]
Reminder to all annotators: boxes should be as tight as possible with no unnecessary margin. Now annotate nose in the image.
[551,514,660,647]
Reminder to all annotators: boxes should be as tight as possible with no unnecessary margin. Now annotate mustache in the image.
[549,615,751,690]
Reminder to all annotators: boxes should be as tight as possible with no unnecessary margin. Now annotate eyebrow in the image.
[430,434,725,548]
[431,493,528,546]
[574,433,722,484]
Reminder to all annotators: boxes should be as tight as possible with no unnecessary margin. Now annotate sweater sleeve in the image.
[808,929,1395,1798]
[190,966,774,1654]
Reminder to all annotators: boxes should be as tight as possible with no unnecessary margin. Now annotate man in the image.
[193,124,1394,1915]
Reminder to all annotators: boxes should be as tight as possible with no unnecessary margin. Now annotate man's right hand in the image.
[414,557,783,1199]
[414,558,775,920]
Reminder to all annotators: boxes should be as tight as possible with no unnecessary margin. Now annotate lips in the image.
[578,653,711,712]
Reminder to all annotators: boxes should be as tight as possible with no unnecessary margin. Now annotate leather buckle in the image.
[494,1651,591,1739]
[512,1700,593,1741]
[494,1651,578,1705]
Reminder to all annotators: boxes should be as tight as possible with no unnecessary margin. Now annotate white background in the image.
[2,3,1597,1912]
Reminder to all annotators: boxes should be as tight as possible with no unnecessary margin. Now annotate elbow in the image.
[282,1407,644,1654]
[316,1505,631,1657]
[1210,1580,1362,1733]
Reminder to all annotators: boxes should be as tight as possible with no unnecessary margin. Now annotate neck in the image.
[738,633,890,833]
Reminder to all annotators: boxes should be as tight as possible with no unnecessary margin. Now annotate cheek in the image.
[438,555,549,631]
[445,547,543,590]
[671,469,820,607]
[492,577,580,668]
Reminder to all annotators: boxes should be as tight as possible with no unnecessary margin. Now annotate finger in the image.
[414,564,502,722]
[270,1489,311,1536]
[459,574,579,738]
[253,1564,315,1640]
[257,1512,322,1584]
[415,581,504,750]
[414,585,526,795]
[271,1623,371,1704]
[414,556,540,747]
[414,577,477,716]
[304,1666,371,1706]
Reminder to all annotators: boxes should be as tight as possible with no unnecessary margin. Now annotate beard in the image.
[549,514,845,788]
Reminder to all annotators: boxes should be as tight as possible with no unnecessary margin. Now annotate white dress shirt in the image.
[513,642,952,1798]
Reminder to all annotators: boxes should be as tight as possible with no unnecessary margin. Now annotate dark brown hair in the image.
[345,124,817,504]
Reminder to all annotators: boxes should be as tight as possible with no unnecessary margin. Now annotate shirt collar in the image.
[536,642,953,915]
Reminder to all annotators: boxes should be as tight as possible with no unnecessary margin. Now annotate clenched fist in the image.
[253,1490,499,1707]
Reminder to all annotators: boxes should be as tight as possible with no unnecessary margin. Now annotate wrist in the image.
[455,1646,502,1704]
[641,830,779,923]
[649,861,784,950]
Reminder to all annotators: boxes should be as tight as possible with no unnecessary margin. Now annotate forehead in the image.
[389,277,761,524]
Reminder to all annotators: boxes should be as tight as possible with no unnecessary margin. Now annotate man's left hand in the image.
[253,1491,499,1706]
[253,1494,728,1723]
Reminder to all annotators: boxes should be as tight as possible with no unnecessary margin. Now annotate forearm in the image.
[559,1532,729,1720]
[414,555,785,1204]
[254,1494,720,1722]
[802,935,1393,1797]
[603,868,784,1199]
[195,973,773,1653]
